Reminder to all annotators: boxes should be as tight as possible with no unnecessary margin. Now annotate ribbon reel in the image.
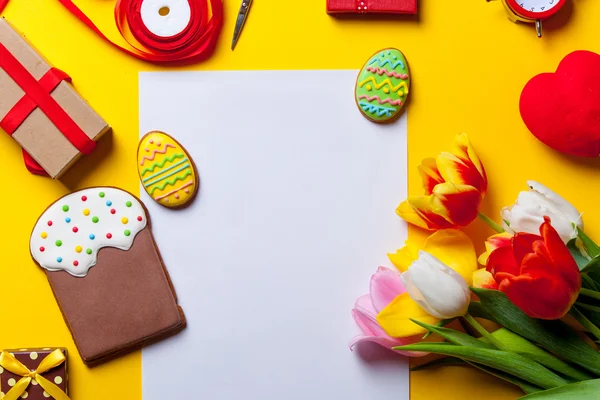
[57,0,223,63]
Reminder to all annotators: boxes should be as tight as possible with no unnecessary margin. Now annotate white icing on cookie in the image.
[30,188,147,277]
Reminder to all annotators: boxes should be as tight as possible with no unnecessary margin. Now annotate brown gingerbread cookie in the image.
[29,187,185,366]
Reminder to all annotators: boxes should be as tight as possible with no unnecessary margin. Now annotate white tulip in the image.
[501,181,583,243]
[401,251,471,319]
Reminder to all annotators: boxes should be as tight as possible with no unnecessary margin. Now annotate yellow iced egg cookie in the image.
[137,131,199,208]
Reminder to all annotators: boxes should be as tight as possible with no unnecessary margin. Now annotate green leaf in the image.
[411,356,543,394]
[410,356,466,371]
[581,257,600,274]
[568,238,591,271]
[575,302,600,328]
[488,328,592,381]
[468,301,497,322]
[472,288,600,376]
[422,318,455,339]
[394,343,568,390]
[575,302,600,313]
[411,319,493,349]
[570,307,600,341]
[579,288,600,301]
[578,228,600,259]
[588,269,600,287]
[519,379,600,399]
[581,274,599,291]
[467,362,543,395]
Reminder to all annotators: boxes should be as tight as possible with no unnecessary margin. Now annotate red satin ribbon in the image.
[0,43,96,175]
[57,0,223,63]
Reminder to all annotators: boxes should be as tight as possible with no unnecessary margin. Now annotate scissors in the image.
[231,0,253,50]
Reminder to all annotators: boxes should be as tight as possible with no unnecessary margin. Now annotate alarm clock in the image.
[497,0,567,37]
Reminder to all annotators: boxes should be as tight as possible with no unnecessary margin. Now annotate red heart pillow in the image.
[520,51,600,158]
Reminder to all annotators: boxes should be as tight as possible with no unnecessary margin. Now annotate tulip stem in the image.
[464,314,510,351]
[477,212,504,233]
[570,307,600,341]
[579,288,600,301]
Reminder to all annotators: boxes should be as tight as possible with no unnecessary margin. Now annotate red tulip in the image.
[486,217,581,320]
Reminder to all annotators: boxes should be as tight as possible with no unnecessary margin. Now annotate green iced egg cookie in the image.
[355,48,410,123]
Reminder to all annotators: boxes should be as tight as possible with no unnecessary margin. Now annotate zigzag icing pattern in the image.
[358,77,409,95]
[366,67,409,80]
[367,58,405,70]
[358,102,396,117]
[358,95,403,106]
[155,181,194,201]
[139,143,176,166]
[140,153,185,176]
[149,171,193,195]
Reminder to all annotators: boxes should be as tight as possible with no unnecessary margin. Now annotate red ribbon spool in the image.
[56,0,223,63]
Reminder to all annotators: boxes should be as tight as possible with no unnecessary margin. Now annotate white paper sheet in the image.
[139,70,409,399]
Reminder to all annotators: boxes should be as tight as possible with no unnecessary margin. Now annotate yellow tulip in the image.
[377,229,478,338]
[397,133,487,230]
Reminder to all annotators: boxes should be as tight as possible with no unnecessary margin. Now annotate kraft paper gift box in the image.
[327,0,417,14]
[0,18,110,179]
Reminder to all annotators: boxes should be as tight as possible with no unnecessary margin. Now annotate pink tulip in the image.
[350,267,425,356]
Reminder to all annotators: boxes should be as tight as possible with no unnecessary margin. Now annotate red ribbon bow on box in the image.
[0,43,96,176]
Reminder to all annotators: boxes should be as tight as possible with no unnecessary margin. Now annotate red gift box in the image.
[327,0,417,14]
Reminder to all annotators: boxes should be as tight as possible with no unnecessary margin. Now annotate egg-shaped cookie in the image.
[137,131,199,208]
[355,48,410,123]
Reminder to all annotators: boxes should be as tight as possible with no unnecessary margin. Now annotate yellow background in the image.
[0,0,597,398]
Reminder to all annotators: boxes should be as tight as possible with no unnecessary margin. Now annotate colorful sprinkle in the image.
[110,209,116,214]
[121,217,128,224]
[124,230,131,236]
[83,209,90,216]
[72,227,78,233]
[106,200,112,206]
[81,196,87,202]
[106,233,112,239]
[149,139,154,144]
[55,240,62,247]
[65,217,71,223]
[145,147,149,152]
[157,141,161,146]
[184,189,190,194]
[47,221,53,226]
[174,194,180,199]
[89,234,95,240]
[99,192,105,198]
[92,216,99,223]
[137,216,143,222]
[75,246,82,253]
[57,257,62,263]
[86,248,92,255]
[41,232,47,239]
[126,201,132,207]
[73,261,79,267]
[62,205,69,212]
[39,246,45,252]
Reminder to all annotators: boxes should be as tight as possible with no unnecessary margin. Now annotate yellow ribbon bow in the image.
[0,349,69,400]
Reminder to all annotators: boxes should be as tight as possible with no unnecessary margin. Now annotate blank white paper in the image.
[139,70,409,400]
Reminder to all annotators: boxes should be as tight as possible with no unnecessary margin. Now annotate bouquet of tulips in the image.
[350,133,600,399]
